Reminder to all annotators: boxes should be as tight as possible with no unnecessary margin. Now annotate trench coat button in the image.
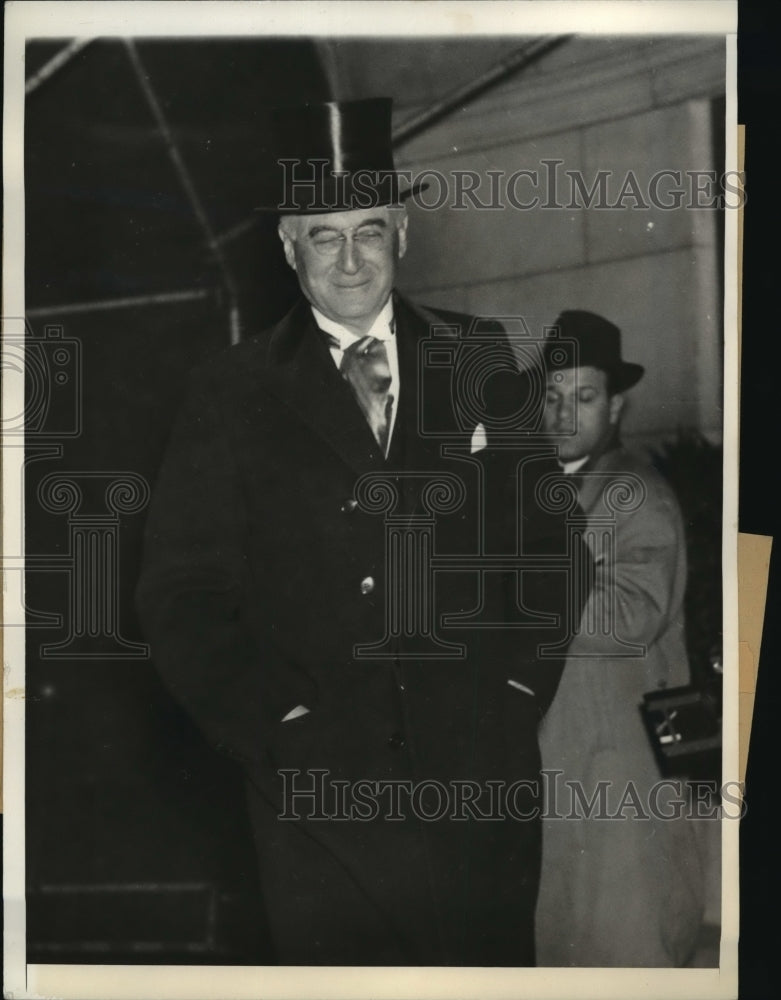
[341,498,358,513]
[387,732,406,750]
[360,576,375,595]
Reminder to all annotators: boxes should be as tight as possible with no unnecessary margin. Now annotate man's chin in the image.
[330,279,376,298]
[555,445,587,463]
[331,287,375,305]
[326,291,389,322]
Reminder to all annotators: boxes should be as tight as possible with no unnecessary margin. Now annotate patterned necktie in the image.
[330,335,394,455]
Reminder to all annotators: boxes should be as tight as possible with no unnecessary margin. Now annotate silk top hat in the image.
[258,97,423,213]
[543,310,645,392]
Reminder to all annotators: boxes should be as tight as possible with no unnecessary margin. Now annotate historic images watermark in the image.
[277,769,744,822]
[277,160,746,213]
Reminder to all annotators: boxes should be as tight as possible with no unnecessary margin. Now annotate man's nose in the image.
[557,398,575,427]
[337,236,362,273]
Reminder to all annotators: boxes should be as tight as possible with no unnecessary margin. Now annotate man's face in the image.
[278,207,408,335]
[543,365,624,462]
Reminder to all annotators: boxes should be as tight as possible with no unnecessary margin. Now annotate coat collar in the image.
[576,443,630,515]
[263,297,387,477]
[390,293,465,463]
[262,293,453,479]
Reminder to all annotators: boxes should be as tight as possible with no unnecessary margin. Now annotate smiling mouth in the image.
[334,281,371,290]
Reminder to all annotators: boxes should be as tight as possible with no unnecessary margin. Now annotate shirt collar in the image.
[559,455,590,475]
[312,297,395,351]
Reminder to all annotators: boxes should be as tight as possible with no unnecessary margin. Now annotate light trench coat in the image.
[535,445,709,967]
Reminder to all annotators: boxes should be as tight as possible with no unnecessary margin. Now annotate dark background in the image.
[737,3,781,998]
[23,37,330,964]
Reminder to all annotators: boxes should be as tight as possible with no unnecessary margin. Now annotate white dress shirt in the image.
[312,298,399,452]
[311,299,486,455]
[560,455,590,476]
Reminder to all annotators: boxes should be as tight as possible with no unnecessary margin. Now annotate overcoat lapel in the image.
[261,295,456,480]
[262,299,386,476]
[577,445,622,515]
[391,294,461,467]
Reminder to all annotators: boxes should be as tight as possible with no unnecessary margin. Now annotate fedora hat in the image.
[257,97,424,213]
[543,310,645,392]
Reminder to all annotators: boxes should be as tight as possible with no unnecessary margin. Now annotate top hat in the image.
[543,310,645,392]
[258,97,424,213]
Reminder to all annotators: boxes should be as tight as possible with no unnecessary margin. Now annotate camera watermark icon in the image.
[1,316,82,438]
[418,313,631,448]
[345,314,649,660]
[417,314,579,442]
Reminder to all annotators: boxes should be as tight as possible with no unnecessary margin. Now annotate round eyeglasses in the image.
[309,227,388,257]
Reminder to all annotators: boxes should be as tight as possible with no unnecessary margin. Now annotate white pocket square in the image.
[470,422,487,454]
[281,704,311,722]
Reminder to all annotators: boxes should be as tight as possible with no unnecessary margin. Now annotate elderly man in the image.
[137,98,580,967]
[533,310,706,967]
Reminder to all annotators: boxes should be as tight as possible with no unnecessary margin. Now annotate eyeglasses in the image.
[308,226,388,257]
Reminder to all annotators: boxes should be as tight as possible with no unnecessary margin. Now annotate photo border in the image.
[3,3,740,998]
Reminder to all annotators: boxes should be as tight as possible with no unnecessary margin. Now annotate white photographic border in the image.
[3,3,740,998]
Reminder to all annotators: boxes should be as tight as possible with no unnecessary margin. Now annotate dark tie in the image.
[330,335,394,454]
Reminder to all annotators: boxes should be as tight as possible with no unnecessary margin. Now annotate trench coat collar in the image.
[576,440,629,515]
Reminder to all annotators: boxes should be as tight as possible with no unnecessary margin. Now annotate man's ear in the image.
[609,392,625,425]
[396,212,409,260]
[278,224,297,271]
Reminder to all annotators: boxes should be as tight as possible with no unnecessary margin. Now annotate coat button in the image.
[360,576,375,595]
[341,498,358,513]
[387,732,406,750]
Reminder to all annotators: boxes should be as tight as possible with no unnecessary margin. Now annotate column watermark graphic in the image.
[35,473,150,659]
[2,316,151,659]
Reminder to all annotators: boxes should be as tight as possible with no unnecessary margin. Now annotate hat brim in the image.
[535,357,645,393]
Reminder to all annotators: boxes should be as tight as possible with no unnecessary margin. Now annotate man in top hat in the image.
[533,310,707,966]
[137,98,582,966]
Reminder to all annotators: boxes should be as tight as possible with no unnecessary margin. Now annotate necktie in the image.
[332,335,394,455]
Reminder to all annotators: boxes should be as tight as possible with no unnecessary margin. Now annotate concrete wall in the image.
[375,36,727,449]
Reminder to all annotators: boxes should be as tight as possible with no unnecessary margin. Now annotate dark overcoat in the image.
[137,292,583,966]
